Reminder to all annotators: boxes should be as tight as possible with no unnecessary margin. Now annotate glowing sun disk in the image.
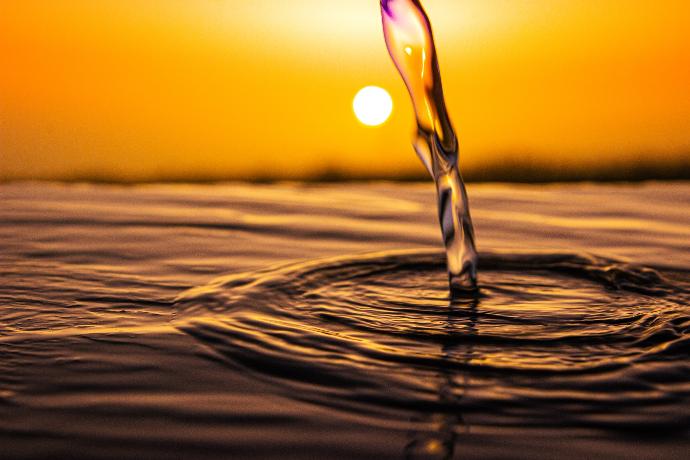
[353,86,393,126]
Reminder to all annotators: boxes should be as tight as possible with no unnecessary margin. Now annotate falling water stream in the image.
[381,0,478,293]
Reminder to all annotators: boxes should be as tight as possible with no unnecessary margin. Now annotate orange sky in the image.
[1,0,689,180]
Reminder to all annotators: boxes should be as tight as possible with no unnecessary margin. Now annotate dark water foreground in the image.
[1,182,689,459]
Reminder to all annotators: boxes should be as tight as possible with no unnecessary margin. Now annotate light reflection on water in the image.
[176,249,690,451]
[1,182,689,458]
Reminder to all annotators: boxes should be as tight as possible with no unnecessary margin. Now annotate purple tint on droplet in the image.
[380,0,393,16]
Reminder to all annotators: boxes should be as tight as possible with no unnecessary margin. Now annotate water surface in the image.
[1,181,689,459]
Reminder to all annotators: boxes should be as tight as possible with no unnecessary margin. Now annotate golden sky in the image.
[1,0,689,180]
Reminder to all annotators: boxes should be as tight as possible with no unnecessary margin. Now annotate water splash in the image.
[381,0,478,293]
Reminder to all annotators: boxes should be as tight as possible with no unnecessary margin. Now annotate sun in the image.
[353,86,393,126]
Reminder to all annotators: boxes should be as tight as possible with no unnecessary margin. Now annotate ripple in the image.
[174,250,689,428]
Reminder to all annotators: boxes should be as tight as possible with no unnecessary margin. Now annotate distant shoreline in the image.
[3,158,689,185]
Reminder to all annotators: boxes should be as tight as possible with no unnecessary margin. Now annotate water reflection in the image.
[175,249,687,445]
[405,298,477,459]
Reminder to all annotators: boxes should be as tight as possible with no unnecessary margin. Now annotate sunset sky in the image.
[2,0,689,180]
